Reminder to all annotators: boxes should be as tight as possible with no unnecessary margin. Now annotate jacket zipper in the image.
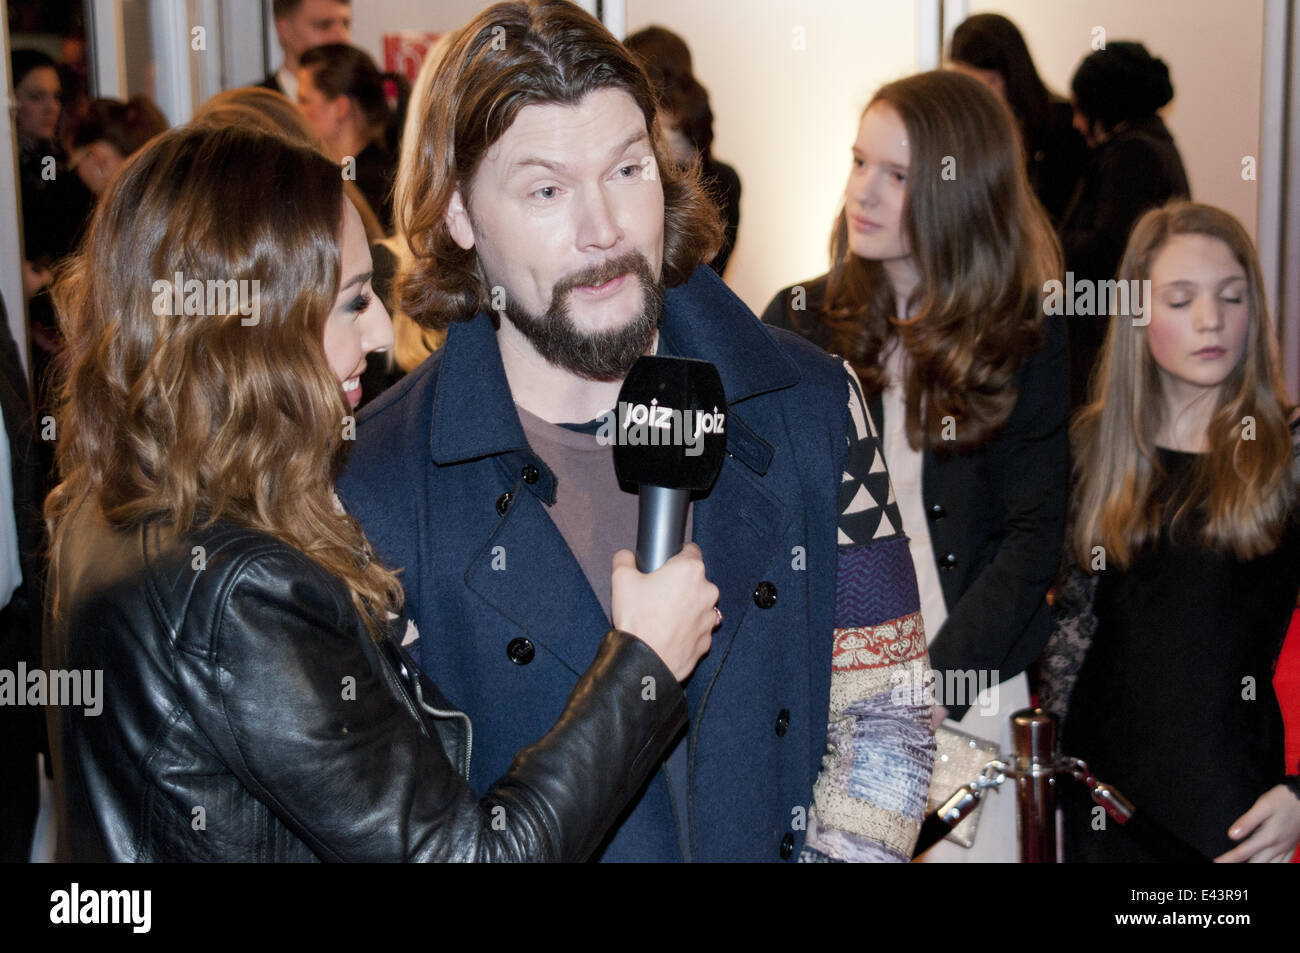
[414,679,473,780]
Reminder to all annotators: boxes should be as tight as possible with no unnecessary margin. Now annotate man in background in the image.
[259,0,351,101]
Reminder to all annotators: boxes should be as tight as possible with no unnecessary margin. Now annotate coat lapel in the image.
[431,316,609,676]
[685,436,789,706]
[657,268,801,708]
[463,479,610,677]
[443,267,805,689]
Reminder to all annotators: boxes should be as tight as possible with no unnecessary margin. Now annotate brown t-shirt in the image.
[515,403,692,620]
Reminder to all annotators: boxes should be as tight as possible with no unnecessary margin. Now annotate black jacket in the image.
[44,502,687,861]
[257,72,286,96]
[1025,99,1088,226]
[1059,115,1190,406]
[762,278,1069,717]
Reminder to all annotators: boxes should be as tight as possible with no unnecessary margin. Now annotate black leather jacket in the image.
[44,503,687,861]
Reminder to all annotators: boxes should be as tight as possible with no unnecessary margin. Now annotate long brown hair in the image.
[823,69,1060,451]
[192,87,385,242]
[1071,201,1294,569]
[47,124,403,635]
[398,0,722,331]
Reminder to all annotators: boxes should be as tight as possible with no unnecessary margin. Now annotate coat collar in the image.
[428,265,800,465]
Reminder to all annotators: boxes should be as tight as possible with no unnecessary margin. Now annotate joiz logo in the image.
[595,399,726,457]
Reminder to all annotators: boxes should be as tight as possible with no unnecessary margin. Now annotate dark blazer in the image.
[762,277,1069,718]
[44,504,687,861]
[353,141,396,235]
[337,265,854,862]
[1026,99,1088,226]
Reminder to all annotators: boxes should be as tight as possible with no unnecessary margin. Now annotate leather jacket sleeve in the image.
[181,547,687,861]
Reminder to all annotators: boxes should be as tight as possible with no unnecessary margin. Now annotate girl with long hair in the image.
[43,123,719,862]
[1042,202,1300,863]
[763,69,1068,861]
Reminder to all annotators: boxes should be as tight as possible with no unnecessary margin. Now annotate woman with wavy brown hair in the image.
[42,122,718,862]
[1043,202,1300,863]
[762,69,1068,862]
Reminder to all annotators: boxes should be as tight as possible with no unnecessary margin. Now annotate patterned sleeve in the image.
[800,362,937,863]
[1038,554,1097,723]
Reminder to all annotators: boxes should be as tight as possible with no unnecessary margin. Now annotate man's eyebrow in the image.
[505,129,651,179]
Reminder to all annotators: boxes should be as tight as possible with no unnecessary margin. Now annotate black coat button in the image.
[928,503,946,520]
[780,832,795,859]
[521,464,539,484]
[775,709,790,736]
[496,491,513,516]
[940,552,957,571]
[506,638,534,665]
[753,581,777,609]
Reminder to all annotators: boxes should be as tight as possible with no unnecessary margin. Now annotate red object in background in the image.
[1276,608,1300,862]
[384,32,441,83]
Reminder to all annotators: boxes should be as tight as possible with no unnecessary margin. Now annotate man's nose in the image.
[576,186,622,250]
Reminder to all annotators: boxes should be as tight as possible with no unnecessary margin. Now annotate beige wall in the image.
[626,0,920,314]
[966,0,1266,242]
[349,1,1270,318]
[352,0,921,316]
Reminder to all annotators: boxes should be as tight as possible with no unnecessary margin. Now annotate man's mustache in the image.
[553,253,653,299]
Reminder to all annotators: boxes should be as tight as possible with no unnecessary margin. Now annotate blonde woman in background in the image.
[1043,202,1300,863]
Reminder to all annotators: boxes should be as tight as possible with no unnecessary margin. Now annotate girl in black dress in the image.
[1044,201,1300,862]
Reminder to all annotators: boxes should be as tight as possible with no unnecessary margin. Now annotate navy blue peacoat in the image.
[337,266,857,861]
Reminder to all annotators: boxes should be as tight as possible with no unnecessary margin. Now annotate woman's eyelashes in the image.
[1162,288,1245,309]
[346,291,371,315]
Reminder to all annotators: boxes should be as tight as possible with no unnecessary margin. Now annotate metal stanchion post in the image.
[1011,708,1057,863]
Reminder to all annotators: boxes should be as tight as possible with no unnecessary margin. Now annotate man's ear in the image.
[445,188,475,251]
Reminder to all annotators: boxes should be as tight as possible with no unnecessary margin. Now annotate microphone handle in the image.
[636,485,691,572]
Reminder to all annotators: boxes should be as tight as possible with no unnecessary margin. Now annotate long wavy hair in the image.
[47,124,403,635]
[192,86,385,242]
[822,70,1060,451]
[1071,202,1294,569]
[398,0,723,331]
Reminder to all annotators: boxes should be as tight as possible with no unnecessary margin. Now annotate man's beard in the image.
[499,251,663,382]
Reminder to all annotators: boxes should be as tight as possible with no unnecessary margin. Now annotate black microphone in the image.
[612,356,728,572]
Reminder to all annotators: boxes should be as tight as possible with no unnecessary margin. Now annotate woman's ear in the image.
[332,94,353,130]
[445,189,475,251]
